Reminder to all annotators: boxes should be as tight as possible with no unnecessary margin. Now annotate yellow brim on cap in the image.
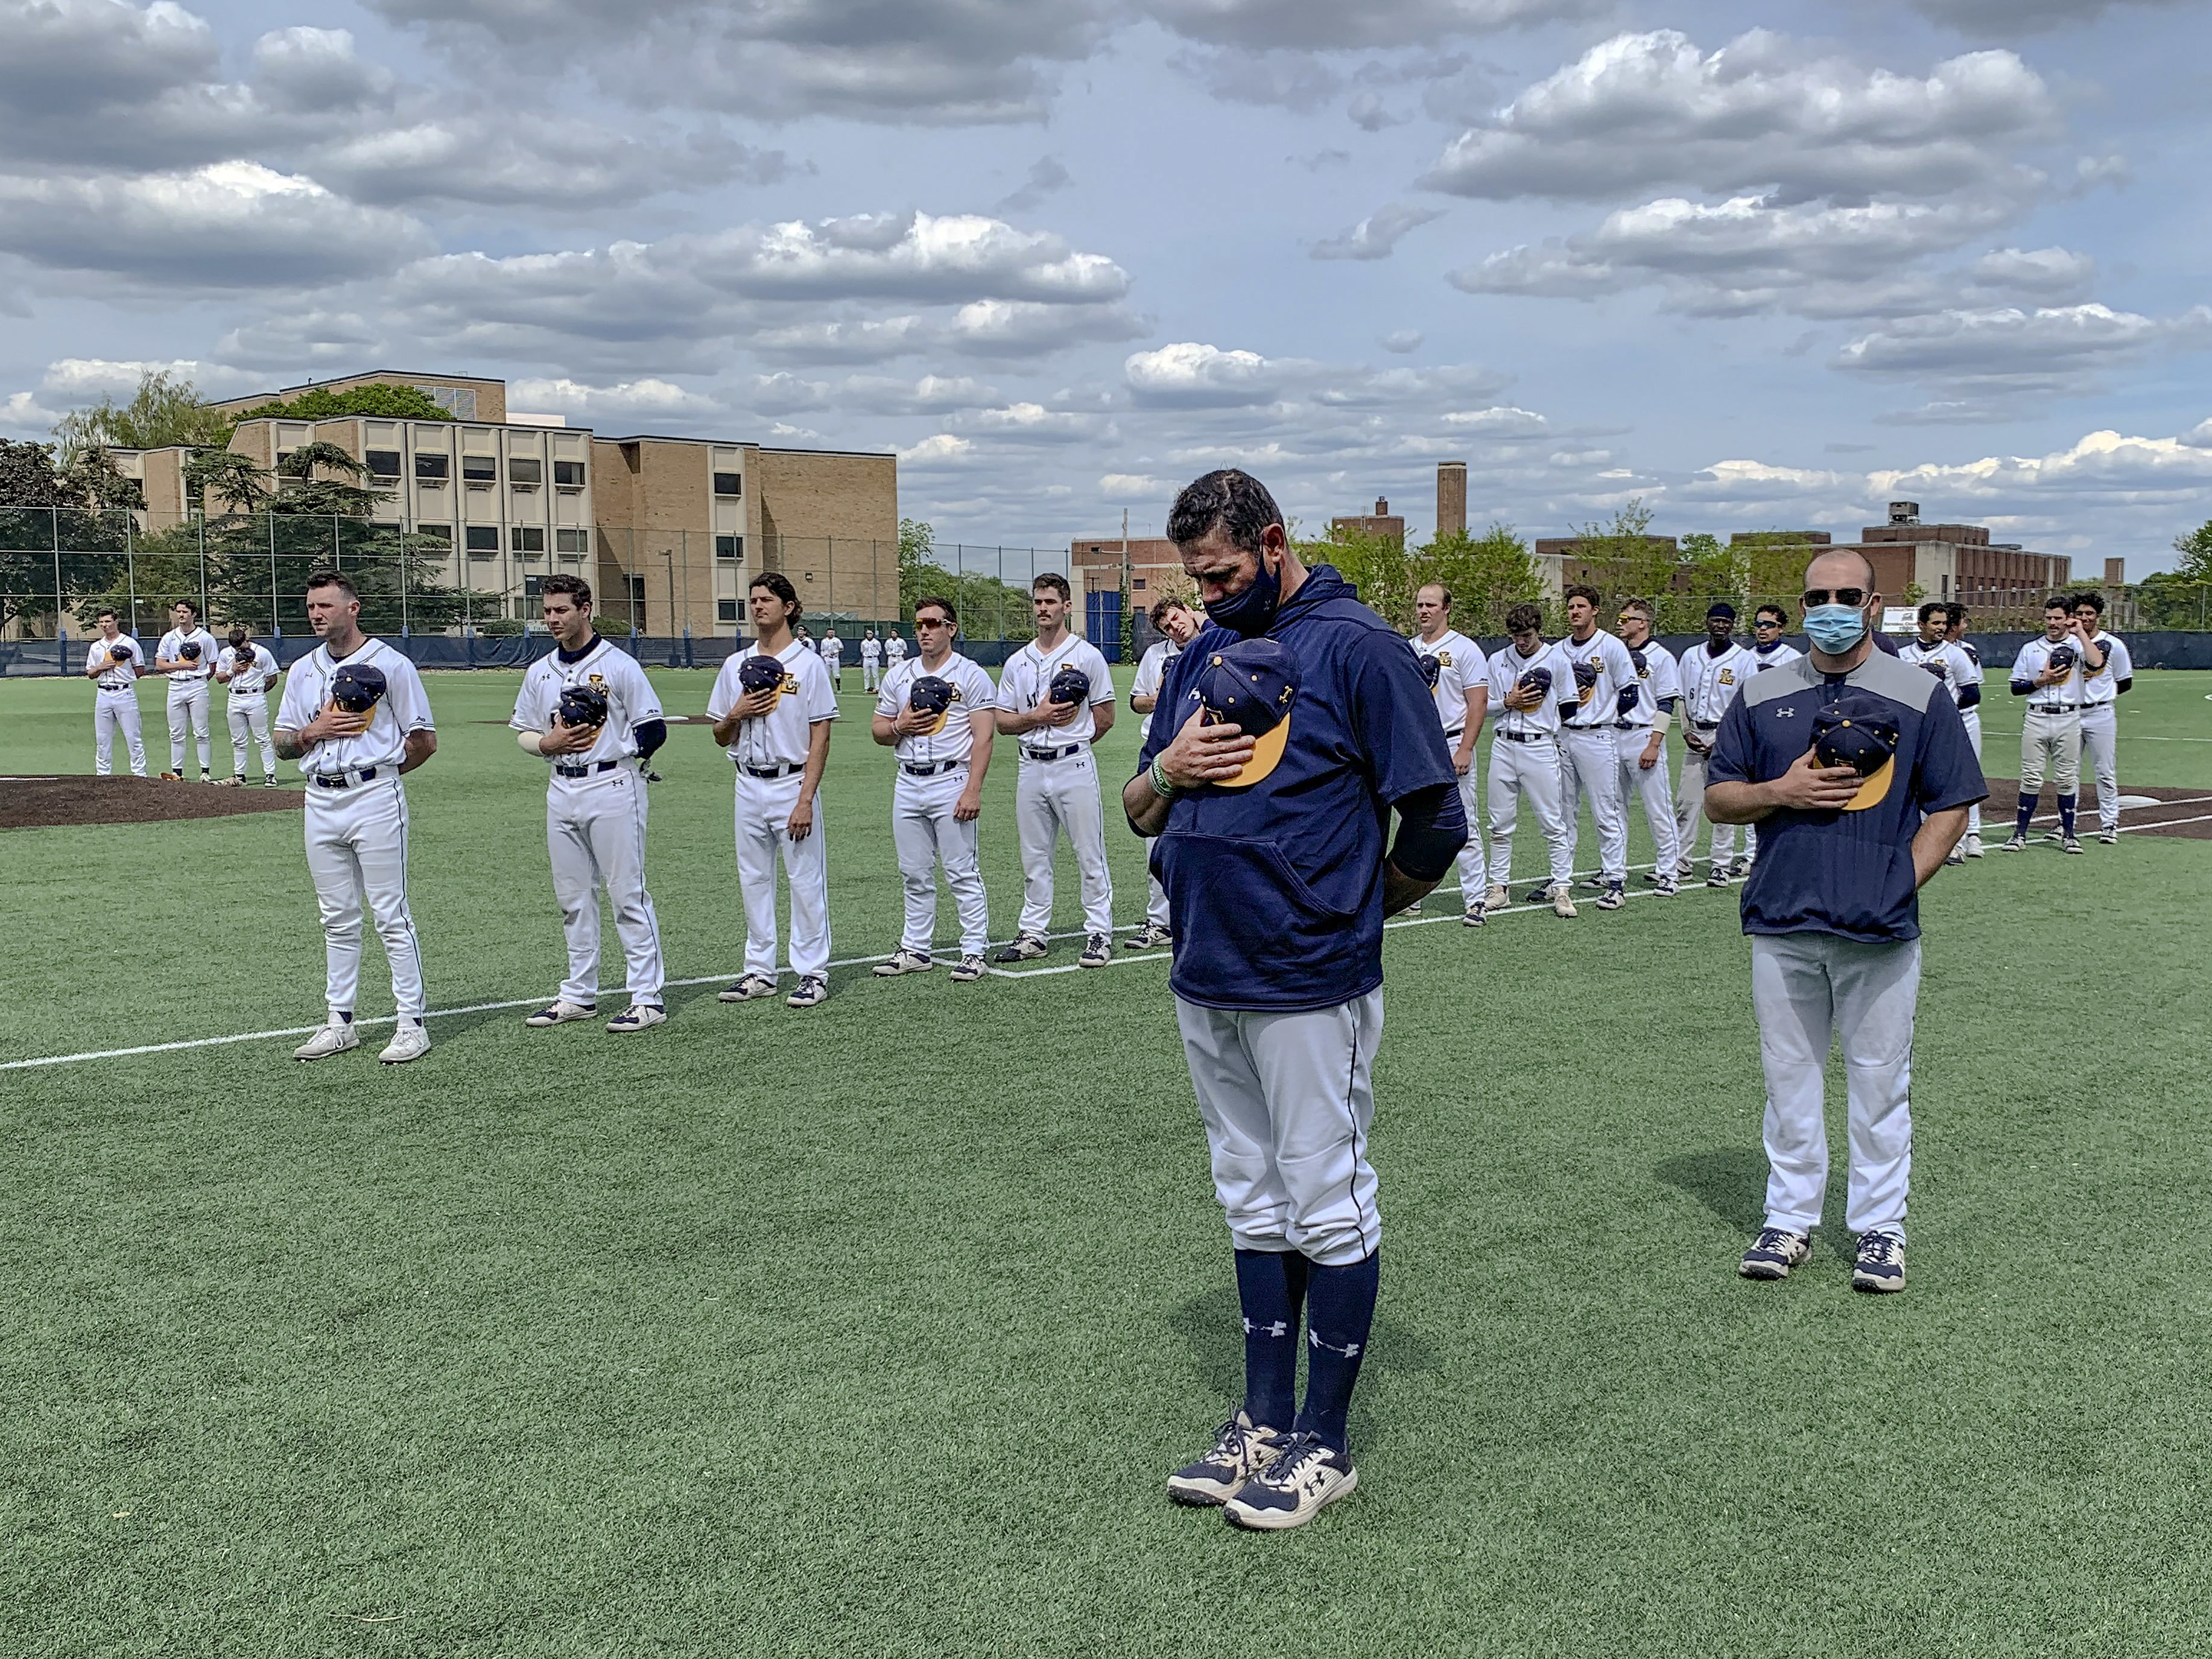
[917,709,948,735]
[1841,756,1894,812]
[1220,714,1291,789]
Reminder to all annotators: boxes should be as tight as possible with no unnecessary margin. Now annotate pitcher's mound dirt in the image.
[1983,779,2211,841]
[1,775,303,830]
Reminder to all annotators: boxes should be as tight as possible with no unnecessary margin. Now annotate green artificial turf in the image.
[2,664,2209,1657]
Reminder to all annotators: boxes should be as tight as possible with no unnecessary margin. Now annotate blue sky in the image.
[2,0,2208,571]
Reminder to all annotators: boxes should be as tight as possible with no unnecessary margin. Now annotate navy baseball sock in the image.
[1233,1249,1308,1431]
[2013,793,2039,837]
[1294,1251,1379,1454]
[2058,793,2078,837]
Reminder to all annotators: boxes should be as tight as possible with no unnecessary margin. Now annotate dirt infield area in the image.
[1984,778,2212,840]
[1,775,303,830]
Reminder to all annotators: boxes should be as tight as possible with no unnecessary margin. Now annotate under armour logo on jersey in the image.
[1775,706,1796,718]
[1243,1318,1291,1338]
[1308,1331,1361,1357]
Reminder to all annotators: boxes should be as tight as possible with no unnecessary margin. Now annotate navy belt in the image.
[902,759,965,776]
[554,760,618,778]
[741,761,804,779]
[1442,726,1465,740]
[2029,704,2079,715]
[1499,729,1550,744]
[1693,718,1722,731]
[311,766,379,789]
[1022,743,1083,761]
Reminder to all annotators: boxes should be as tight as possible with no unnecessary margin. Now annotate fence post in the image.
[399,518,409,638]
[125,516,138,638]
[50,506,61,640]
[265,513,277,636]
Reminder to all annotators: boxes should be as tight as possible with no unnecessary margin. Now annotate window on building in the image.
[365,449,402,480]
[421,385,479,420]
[508,457,542,486]
[465,525,499,554]
[713,471,743,496]
[714,534,744,561]
[461,454,496,482]
[717,598,739,623]
[553,460,585,487]
[556,528,589,554]
[415,524,454,546]
[414,453,449,481]
[511,526,546,553]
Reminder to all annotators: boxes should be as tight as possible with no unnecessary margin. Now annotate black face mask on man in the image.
[1204,553,1282,638]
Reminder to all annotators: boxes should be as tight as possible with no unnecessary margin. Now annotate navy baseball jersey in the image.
[1136,564,1457,1011]
[1708,651,1985,944]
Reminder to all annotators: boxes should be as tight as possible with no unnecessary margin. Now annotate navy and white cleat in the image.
[1738,1227,1811,1281]
[1222,1432,1358,1531]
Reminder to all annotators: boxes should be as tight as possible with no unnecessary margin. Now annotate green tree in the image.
[52,369,232,462]
[1415,522,1543,634]
[227,384,457,424]
[0,438,131,633]
[2170,519,2212,583]
[1308,525,1417,630]
[276,441,383,518]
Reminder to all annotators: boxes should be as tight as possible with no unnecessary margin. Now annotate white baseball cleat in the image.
[872,948,934,977]
[1079,933,1113,968]
[949,954,986,983]
[785,975,829,1009]
[1483,884,1509,910]
[1550,884,1579,919]
[1962,833,1983,858]
[2097,829,2119,845]
[379,1022,431,1064]
[525,1000,596,1027]
[606,1004,667,1033]
[719,974,778,1001]
[1167,1411,1282,1507]
[1221,1432,1358,1531]
[1462,903,1485,927]
[293,1020,360,1062]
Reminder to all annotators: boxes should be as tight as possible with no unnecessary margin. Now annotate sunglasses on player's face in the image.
[1801,588,1868,609]
[1754,617,1783,630]
[916,616,952,629]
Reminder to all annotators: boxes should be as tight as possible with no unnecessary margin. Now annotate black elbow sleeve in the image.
[633,718,668,760]
[2010,680,2033,697]
[1389,782,1468,883]
[1956,685,1980,709]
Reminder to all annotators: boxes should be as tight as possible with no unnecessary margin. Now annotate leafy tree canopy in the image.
[226,384,457,425]
[52,369,231,462]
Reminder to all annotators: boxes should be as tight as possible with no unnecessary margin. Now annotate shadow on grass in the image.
[1656,1145,1766,1235]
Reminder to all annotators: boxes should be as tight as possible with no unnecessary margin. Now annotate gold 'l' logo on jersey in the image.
[1719,668,1736,685]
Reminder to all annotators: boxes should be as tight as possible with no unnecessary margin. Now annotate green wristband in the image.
[1149,757,1179,800]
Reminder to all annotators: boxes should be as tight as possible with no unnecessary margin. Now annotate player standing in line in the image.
[1734,604,1802,877]
[709,572,840,1009]
[1554,584,1637,910]
[275,569,438,1065]
[820,627,845,690]
[1613,600,1682,896]
[860,628,883,694]
[993,573,1117,968]
[84,606,148,776]
[1410,582,1491,925]
[2071,592,2134,844]
[1676,604,1755,884]
[884,630,908,675]
[1708,547,1982,1293]
[872,595,997,983]
[1898,603,1977,864]
[1941,604,1987,855]
[154,598,221,781]
[511,574,671,1034]
[1482,603,1579,919]
[214,626,282,785]
[1128,469,1464,1529]
[2001,598,2088,854]
[1127,595,1202,948]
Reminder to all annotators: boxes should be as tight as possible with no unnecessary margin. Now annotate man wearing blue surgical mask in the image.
[1703,547,1984,1296]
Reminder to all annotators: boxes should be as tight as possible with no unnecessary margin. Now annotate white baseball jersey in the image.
[86,635,145,691]
[159,626,221,682]
[2011,636,2087,704]
[1412,629,1483,734]
[1897,637,1972,700]
[276,638,435,775]
[2078,630,2132,706]
[1951,639,1984,703]
[1486,641,1577,738]
[999,634,1115,747]
[861,636,883,664]
[1750,639,1802,674]
[1558,629,1639,730]
[708,637,839,769]
[511,636,664,767]
[885,637,908,664]
[820,635,844,665]
[1131,638,1185,745]
[1618,638,1681,726]
[222,642,280,697]
[878,652,996,767]
[1679,640,1755,727]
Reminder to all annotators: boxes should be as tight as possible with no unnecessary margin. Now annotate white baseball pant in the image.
[2079,705,2119,832]
[1447,760,1487,907]
[549,767,664,1006]
[168,680,212,776]
[304,778,426,1020]
[1146,874,1170,931]
[1753,933,1920,1243]
[1176,988,1383,1267]
[1558,726,1628,884]
[95,689,148,776]
[1486,734,1572,892]
[1015,749,1115,937]
[1676,740,1739,871]
[733,769,831,980]
[892,767,990,959]
[1615,726,1681,877]
[863,661,880,693]
[2020,710,2082,796]
[227,694,277,781]
[1960,711,1983,837]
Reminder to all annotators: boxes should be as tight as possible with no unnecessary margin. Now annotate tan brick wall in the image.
[753,448,898,626]
[209,372,507,423]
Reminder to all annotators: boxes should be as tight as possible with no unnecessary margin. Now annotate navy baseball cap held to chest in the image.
[1194,638,1299,788]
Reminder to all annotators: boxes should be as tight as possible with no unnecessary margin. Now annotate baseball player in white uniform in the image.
[820,629,845,688]
[993,573,1117,968]
[1127,595,1202,948]
[84,606,148,776]
[511,574,670,1033]
[884,632,908,671]
[871,594,998,983]
[2071,592,2134,843]
[860,629,883,693]
[274,569,437,1065]
[213,625,282,785]
[1614,600,1682,896]
[1410,582,1491,924]
[1898,603,1979,864]
[2002,598,2088,854]
[1677,603,1754,884]
[709,572,840,1009]
[1943,605,1986,855]
[1737,604,1803,875]
[1482,602,1579,919]
[154,600,221,781]
[1554,585,1637,910]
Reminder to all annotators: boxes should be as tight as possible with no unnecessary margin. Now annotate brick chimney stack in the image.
[1437,462,1467,538]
